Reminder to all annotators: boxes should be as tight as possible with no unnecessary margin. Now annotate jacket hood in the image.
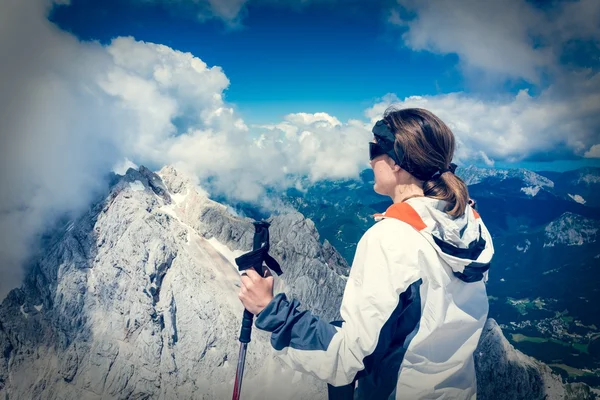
[373,197,494,282]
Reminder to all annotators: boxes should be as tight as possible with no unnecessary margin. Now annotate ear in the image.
[385,156,399,171]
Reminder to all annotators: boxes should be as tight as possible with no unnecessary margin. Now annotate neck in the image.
[392,183,424,204]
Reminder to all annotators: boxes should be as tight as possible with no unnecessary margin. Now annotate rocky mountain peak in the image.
[0,165,348,399]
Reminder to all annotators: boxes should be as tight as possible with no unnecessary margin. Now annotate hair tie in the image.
[439,162,457,175]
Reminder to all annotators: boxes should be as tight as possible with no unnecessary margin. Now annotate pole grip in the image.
[239,309,254,343]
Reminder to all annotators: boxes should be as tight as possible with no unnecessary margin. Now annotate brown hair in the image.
[383,107,470,218]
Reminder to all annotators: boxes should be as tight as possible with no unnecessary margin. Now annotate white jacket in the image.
[255,197,495,399]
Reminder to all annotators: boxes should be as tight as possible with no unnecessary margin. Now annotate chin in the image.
[373,183,382,196]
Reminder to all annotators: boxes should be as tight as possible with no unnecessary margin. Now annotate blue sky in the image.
[49,0,467,124]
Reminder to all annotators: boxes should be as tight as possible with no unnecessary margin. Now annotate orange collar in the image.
[373,202,427,231]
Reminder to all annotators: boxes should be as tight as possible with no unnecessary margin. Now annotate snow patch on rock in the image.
[568,194,586,204]
[129,180,145,192]
[206,237,246,272]
[521,186,540,197]
[516,239,531,253]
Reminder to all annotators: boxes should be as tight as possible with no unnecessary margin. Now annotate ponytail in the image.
[423,172,469,218]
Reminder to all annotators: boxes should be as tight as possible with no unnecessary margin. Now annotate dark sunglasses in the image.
[369,142,387,161]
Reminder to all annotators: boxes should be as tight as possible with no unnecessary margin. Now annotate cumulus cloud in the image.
[550,0,600,45]
[389,0,600,84]
[584,144,600,158]
[252,115,370,182]
[364,82,600,165]
[96,39,373,195]
[283,112,342,127]
[389,0,552,83]
[382,0,600,163]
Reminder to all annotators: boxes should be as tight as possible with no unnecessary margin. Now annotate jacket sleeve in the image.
[254,221,422,386]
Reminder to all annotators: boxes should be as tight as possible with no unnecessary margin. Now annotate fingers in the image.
[240,270,265,291]
[244,268,259,281]
[243,267,269,282]
[238,266,275,315]
[238,281,249,301]
[240,274,252,290]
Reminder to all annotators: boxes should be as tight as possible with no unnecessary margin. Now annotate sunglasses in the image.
[369,141,387,161]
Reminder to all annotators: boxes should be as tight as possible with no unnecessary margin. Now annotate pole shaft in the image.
[232,342,248,400]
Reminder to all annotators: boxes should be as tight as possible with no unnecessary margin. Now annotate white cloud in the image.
[478,151,495,167]
[112,158,139,175]
[390,0,551,83]
[584,144,600,158]
[251,114,371,182]
[0,0,124,300]
[390,0,600,84]
[551,0,600,44]
[284,112,342,127]
[363,83,600,164]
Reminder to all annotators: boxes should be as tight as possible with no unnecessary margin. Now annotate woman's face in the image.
[370,138,399,197]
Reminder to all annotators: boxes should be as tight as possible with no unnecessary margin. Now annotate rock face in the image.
[475,319,595,400]
[544,212,598,247]
[0,166,595,400]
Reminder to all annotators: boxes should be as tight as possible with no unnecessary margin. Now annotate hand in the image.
[239,267,274,315]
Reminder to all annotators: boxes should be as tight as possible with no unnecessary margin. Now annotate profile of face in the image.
[369,138,401,198]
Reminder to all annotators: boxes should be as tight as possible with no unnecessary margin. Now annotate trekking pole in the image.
[232,221,283,400]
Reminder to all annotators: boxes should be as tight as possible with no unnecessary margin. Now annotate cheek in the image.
[374,163,388,179]
[374,164,394,187]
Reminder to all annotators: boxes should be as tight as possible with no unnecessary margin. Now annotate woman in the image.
[239,107,495,400]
